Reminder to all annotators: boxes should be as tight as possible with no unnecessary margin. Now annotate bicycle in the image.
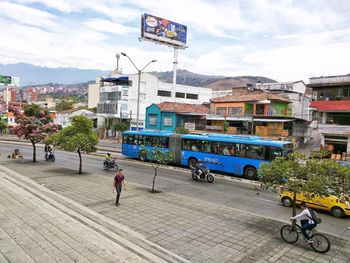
[280,220,330,254]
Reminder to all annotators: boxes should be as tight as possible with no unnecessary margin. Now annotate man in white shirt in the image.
[290,202,317,242]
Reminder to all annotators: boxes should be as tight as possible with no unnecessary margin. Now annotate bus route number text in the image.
[204,157,219,164]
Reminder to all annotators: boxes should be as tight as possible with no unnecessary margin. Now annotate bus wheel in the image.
[139,152,147,162]
[188,158,198,169]
[244,166,257,180]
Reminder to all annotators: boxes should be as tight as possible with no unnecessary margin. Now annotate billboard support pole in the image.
[5,84,9,112]
[172,47,178,101]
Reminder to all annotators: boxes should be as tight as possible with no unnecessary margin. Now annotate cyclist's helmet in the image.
[107,152,111,156]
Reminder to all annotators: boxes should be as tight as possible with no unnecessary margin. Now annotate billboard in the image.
[141,13,187,48]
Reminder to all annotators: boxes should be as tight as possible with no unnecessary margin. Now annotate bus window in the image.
[216,142,232,155]
[202,141,212,153]
[269,147,282,160]
[246,145,266,160]
[124,134,135,145]
[234,144,247,157]
[211,142,219,154]
[158,137,169,148]
[183,139,201,152]
[134,135,143,145]
[149,136,159,147]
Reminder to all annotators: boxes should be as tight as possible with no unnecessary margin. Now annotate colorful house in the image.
[208,88,293,136]
[145,102,209,131]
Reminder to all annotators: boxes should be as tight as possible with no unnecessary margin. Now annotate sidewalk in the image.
[0,159,349,263]
[0,134,121,154]
[0,165,189,263]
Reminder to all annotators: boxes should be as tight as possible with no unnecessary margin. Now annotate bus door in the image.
[122,134,134,157]
[131,135,142,158]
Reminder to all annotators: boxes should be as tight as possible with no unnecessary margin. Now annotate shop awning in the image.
[254,118,294,122]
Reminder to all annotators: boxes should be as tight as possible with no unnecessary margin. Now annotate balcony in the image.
[318,124,350,135]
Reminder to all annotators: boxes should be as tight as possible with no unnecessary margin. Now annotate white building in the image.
[55,109,95,128]
[89,73,212,129]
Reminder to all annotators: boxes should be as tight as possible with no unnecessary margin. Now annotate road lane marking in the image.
[254,197,281,205]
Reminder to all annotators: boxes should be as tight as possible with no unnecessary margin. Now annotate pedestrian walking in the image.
[113,169,126,206]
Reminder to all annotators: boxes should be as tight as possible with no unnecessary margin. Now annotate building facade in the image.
[55,109,95,128]
[256,81,311,121]
[209,88,292,135]
[145,102,209,131]
[89,73,212,129]
[308,74,350,153]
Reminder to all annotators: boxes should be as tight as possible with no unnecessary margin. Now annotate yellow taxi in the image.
[280,191,350,218]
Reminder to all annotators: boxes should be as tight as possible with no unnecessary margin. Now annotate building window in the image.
[216,107,227,115]
[149,114,157,125]
[341,88,350,98]
[186,93,198,99]
[228,107,242,116]
[163,116,172,126]
[157,90,171,97]
[175,92,185,98]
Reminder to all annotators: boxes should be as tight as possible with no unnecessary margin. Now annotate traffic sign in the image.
[0,75,11,84]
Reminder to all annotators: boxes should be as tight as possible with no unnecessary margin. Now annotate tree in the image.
[259,153,350,217]
[112,120,129,142]
[175,126,189,134]
[47,115,98,174]
[112,120,129,134]
[55,97,78,111]
[140,146,173,193]
[223,120,229,133]
[11,104,58,162]
[0,120,6,133]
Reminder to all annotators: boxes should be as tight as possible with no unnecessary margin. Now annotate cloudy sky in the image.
[0,0,349,82]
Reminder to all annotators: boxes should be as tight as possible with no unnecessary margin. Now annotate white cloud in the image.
[1,0,350,82]
[84,19,138,35]
[16,0,77,13]
[0,2,58,28]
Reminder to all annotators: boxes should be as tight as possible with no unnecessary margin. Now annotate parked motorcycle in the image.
[103,158,119,171]
[191,165,214,183]
[45,151,55,162]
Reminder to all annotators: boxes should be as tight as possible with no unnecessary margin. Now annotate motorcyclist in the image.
[194,160,207,178]
[105,152,113,164]
[45,144,54,160]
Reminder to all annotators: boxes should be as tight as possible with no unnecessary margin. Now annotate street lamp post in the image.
[121,52,156,131]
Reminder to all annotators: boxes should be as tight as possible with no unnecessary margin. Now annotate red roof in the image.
[310,100,350,111]
[156,102,209,114]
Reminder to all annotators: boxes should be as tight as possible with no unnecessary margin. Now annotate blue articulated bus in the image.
[122,130,293,180]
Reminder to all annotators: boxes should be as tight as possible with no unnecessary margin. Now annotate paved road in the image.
[1,153,350,262]
[1,141,349,241]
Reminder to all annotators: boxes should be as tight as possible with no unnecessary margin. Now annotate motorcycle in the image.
[103,158,119,171]
[45,151,55,162]
[191,165,214,183]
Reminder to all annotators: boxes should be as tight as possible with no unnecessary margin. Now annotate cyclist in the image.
[290,202,317,242]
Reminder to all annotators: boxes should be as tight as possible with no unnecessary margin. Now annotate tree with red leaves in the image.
[11,104,59,162]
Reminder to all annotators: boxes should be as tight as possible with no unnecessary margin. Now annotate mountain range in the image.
[0,63,276,89]
[0,63,110,86]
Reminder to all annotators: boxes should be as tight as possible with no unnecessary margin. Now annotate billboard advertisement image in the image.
[141,13,187,48]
